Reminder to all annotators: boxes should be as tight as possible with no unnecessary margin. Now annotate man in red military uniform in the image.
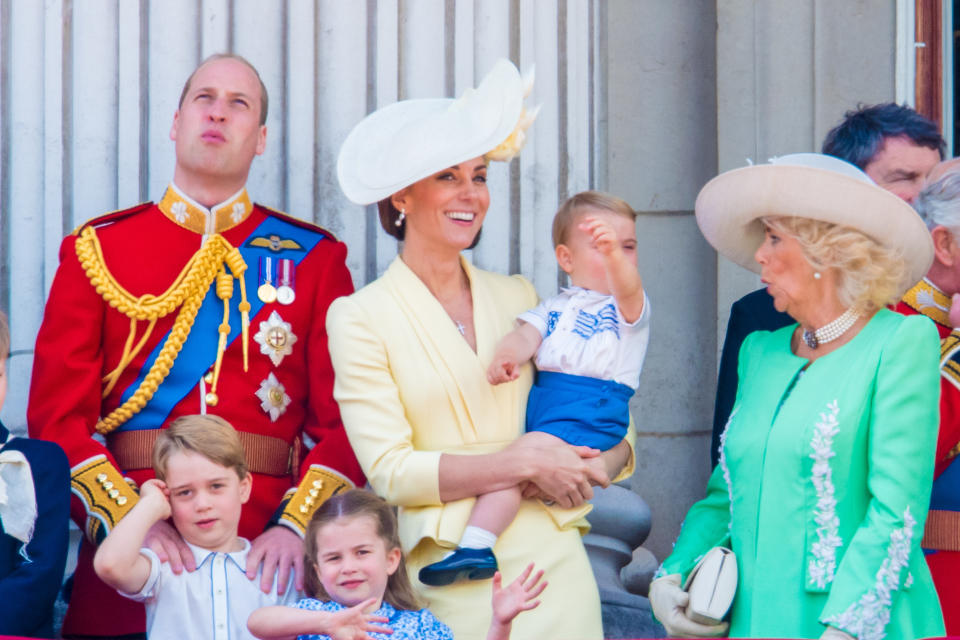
[897,165,960,635]
[28,54,364,638]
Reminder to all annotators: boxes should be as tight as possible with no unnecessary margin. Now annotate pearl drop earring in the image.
[395,208,406,228]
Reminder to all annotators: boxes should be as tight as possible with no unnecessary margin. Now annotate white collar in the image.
[186,537,251,571]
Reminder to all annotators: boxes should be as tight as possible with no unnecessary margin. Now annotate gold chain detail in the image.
[74,226,247,434]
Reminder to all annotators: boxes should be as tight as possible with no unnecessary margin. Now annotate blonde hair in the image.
[304,489,422,611]
[152,415,248,482]
[0,310,8,361]
[761,216,909,314]
[552,190,637,247]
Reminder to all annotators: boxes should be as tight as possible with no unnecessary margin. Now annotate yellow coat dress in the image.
[327,256,635,640]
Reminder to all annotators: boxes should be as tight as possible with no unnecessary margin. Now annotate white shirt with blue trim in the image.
[120,538,301,640]
[519,287,651,388]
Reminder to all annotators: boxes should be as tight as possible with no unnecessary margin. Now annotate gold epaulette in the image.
[71,455,138,544]
[279,465,355,535]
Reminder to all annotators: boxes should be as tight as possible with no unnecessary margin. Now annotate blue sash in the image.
[117,216,324,430]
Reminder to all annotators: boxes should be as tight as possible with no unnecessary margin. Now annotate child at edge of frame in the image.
[0,309,71,638]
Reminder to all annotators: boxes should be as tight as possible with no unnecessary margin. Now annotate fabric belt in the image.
[922,509,960,551]
[107,428,300,478]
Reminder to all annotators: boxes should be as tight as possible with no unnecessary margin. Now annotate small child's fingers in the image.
[491,570,503,591]
[527,577,548,600]
[521,598,543,612]
[356,597,380,613]
[524,567,545,589]
[514,562,534,584]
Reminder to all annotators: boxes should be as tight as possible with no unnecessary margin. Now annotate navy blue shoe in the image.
[418,547,499,586]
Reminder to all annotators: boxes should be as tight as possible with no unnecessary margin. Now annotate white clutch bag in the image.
[682,546,737,625]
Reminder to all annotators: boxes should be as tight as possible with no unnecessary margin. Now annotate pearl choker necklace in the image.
[802,308,859,349]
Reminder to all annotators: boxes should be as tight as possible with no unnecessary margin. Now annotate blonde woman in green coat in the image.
[649,154,946,640]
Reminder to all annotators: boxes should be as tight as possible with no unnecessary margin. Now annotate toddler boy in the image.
[420,191,649,586]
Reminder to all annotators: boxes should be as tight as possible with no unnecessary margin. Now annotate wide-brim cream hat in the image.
[695,152,934,286]
[337,59,535,205]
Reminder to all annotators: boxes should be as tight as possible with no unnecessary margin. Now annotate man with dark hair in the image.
[822,102,945,202]
[28,54,364,638]
[710,103,944,467]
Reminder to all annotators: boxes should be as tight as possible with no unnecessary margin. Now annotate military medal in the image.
[277,258,296,305]
[257,256,277,303]
[254,310,298,366]
[256,372,291,422]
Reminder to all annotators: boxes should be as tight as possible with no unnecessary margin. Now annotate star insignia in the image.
[255,372,291,422]
[254,310,298,366]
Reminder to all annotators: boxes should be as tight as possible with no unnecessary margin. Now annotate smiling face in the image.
[164,450,251,552]
[170,57,267,195]
[863,135,941,203]
[556,209,638,294]
[390,157,490,254]
[313,515,402,609]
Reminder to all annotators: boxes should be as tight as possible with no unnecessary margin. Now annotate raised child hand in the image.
[328,597,392,640]
[580,216,619,257]
[491,563,547,626]
[139,478,172,520]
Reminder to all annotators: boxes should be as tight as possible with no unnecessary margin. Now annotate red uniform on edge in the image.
[28,186,365,637]
[897,280,960,635]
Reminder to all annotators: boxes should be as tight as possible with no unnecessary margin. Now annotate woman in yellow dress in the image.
[326,60,634,640]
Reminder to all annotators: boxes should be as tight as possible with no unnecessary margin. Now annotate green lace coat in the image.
[661,310,945,639]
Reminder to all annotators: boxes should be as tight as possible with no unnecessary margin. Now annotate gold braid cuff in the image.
[279,465,355,535]
[74,226,249,434]
[71,455,138,544]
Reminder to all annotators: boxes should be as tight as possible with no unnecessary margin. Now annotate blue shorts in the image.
[525,370,632,451]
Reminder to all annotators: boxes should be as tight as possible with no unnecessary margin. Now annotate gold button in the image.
[102,481,114,491]
[108,489,120,499]
[96,473,108,483]
[117,496,128,506]
[205,392,219,406]
[312,479,323,489]
[299,505,309,514]
[204,371,215,385]
[308,489,319,498]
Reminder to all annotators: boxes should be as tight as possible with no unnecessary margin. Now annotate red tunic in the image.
[897,280,960,635]
[28,187,364,637]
